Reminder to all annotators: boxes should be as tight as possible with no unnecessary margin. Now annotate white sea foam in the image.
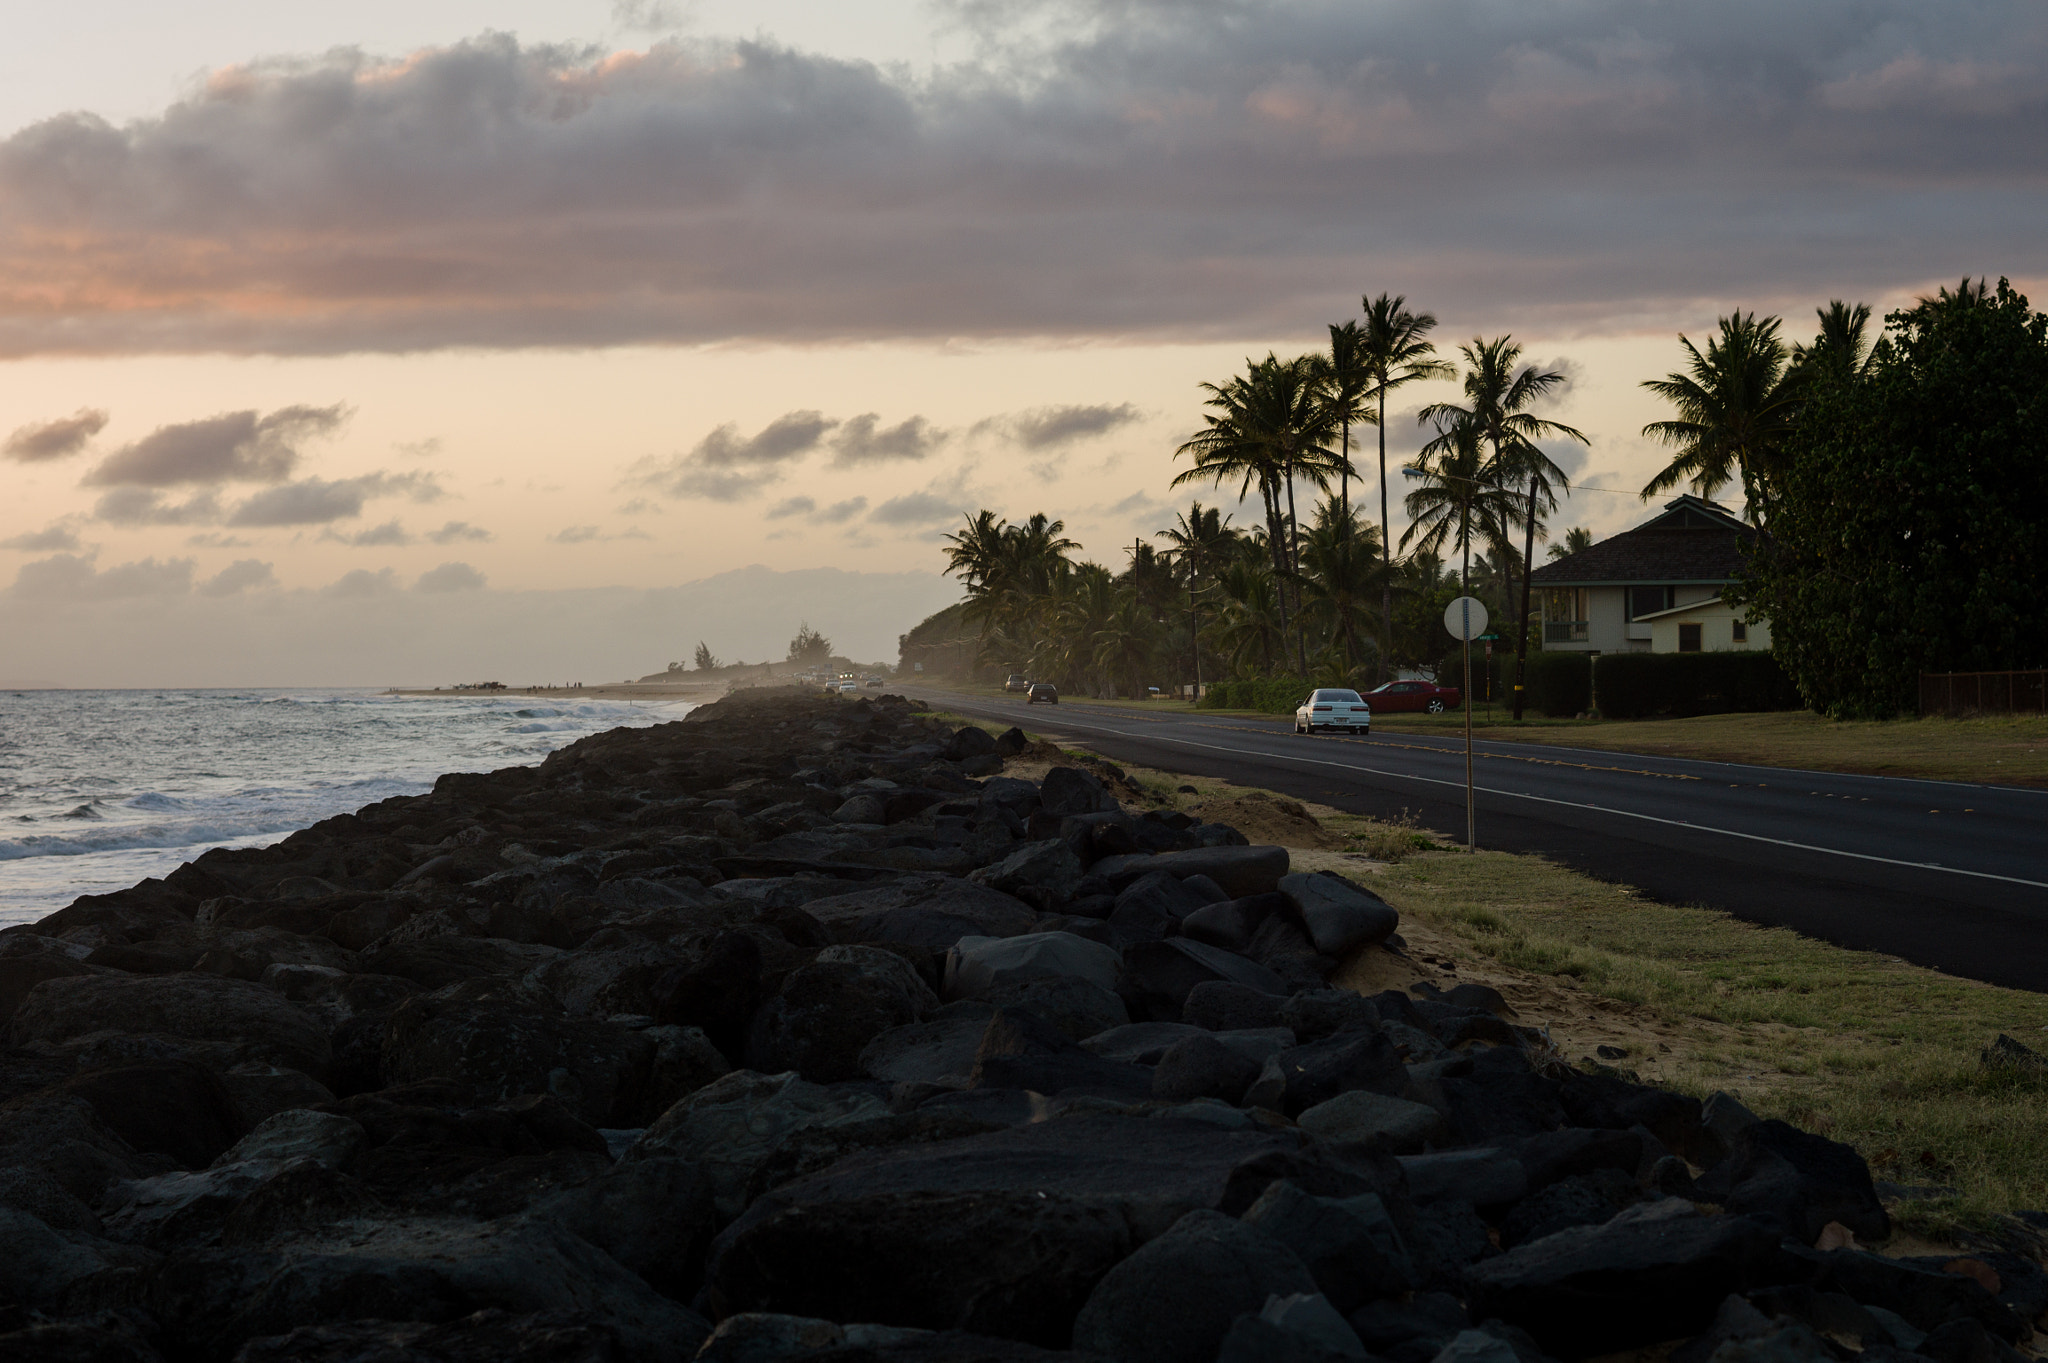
[0,689,695,927]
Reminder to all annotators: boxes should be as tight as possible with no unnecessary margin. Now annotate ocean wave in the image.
[125,792,185,811]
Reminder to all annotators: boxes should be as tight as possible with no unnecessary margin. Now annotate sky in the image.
[1,0,2042,685]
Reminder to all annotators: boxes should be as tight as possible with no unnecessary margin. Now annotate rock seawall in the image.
[0,688,2036,1361]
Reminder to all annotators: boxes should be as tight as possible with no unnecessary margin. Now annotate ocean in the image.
[0,689,696,928]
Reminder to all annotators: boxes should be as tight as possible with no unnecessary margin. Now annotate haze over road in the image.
[925,687,2048,993]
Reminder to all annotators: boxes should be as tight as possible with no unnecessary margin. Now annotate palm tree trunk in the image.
[1377,386,1392,684]
[1264,480,1291,673]
[1512,475,1537,721]
[1340,420,1350,519]
[1285,458,1307,675]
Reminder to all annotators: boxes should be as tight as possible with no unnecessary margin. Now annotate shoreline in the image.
[384,681,728,701]
[0,686,2027,1357]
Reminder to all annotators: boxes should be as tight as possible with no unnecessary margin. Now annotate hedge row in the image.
[1520,650,1801,718]
[1196,676,1314,713]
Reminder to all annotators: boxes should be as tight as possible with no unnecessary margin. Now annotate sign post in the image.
[1443,596,1488,851]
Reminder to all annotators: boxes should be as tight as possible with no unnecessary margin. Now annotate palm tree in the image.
[1402,415,1514,599]
[1422,336,1588,721]
[1358,294,1454,679]
[1639,312,1795,515]
[1311,321,1376,518]
[1547,526,1593,561]
[1789,301,1875,386]
[1156,500,1236,699]
[1094,590,1166,700]
[1207,560,1287,675]
[1297,502,1385,677]
[1174,354,1340,675]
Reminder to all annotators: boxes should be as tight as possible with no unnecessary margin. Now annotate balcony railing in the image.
[1543,620,1590,644]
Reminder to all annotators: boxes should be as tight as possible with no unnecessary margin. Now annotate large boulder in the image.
[967,1007,1155,1101]
[1296,1090,1447,1154]
[10,973,332,1077]
[626,1070,897,1221]
[0,954,92,1027]
[974,975,1128,1042]
[233,1310,637,1363]
[746,946,939,1083]
[530,1156,719,1300]
[944,932,1123,1002]
[860,1003,998,1087]
[1268,1029,1410,1117]
[1151,1034,1261,1105]
[803,876,1038,950]
[1089,846,1290,897]
[1069,1209,1317,1363]
[1120,939,1288,1022]
[1692,1118,1890,1244]
[59,1060,247,1170]
[137,1215,710,1362]
[0,1204,137,1307]
[1463,1202,1782,1355]
[381,996,657,1127]
[969,842,1085,907]
[527,941,689,1019]
[1238,1180,1413,1315]
[1039,768,1113,818]
[1107,872,1212,948]
[1277,873,1400,957]
[705,1113,1371,1345]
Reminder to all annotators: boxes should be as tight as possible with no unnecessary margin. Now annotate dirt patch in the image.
[1180,790,1345,850]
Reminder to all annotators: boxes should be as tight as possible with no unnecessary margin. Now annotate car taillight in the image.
[1312,705,1330,711]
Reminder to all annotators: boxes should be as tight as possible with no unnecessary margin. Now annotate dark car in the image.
[1004,674,1031,693]
[1027,682,1059,705]
[1363,679,1463,714]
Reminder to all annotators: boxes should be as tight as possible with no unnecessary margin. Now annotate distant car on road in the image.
[1004,674,1031,693]
[1294,688,1371,734]
[1363,679,1462,714]
[834,680,860,694]
[1027,682,1059,705]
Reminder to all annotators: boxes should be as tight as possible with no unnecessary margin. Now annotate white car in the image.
[1294,688,1371,734]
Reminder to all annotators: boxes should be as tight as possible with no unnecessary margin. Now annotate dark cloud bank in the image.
[0,0,2038,356]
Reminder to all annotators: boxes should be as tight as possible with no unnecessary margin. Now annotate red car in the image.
[1363,679,1463,714]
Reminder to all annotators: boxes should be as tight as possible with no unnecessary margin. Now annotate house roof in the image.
[1529,495,1762,587]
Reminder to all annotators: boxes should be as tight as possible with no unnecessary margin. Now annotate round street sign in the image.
[1443,596,1489,641]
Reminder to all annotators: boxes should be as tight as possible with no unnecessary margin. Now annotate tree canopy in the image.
[1728,279,2048,717]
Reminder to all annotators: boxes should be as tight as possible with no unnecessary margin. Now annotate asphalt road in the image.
[923,686,2048,993]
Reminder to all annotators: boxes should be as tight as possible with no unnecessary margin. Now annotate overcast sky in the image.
[2,0,2042,684]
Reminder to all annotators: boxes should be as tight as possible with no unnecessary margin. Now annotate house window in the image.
[1678,623,1702,653]
[1731,619,1747,644]
[1543,588,1586,622]
[1630,585,1675,620]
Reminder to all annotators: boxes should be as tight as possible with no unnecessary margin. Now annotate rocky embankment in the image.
[0,688,2040,1361]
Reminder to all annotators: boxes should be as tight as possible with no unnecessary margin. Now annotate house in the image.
[1526,495,1771,654]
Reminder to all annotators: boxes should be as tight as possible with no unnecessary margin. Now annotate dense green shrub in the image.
[1593,652,1801,718]
[1525,653,1592,716]
[1730,280,2048,717]
[1515,650,1797,718]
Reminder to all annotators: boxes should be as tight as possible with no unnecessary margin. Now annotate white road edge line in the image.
[1011,708,2048,892]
